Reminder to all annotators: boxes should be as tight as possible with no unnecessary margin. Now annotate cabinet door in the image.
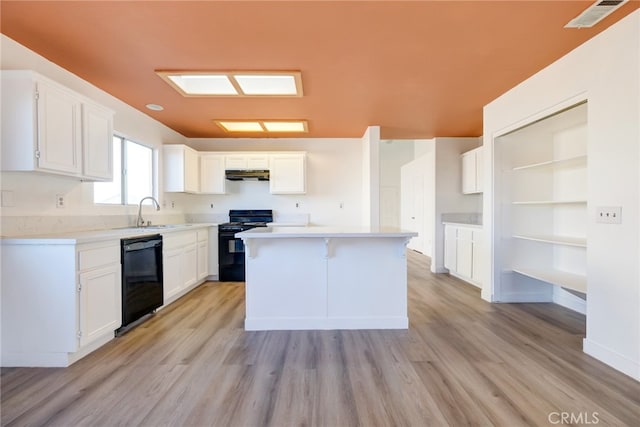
[36,80,82,175]
[183,244,198,288]
[270,153,306,194]
[82,102,113,181]
[200,154,226,194]
[197,241,208,281]
[456,228,473,278]
[79,264,121,348]
[461,151,476,194]
[475,148,484,193]
[471,230,483,285]
[225,155,247,170]
[247,154,269,169]
[184,147,200,193]
[208,227,219,277]
[444,226,457,271]
[163,247,183,301]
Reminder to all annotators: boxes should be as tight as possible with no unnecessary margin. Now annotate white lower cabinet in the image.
[197,229,209,281]
[1,240,121,367]
[208,226,219,279]
[163,246,184,302]
[78,263,121,348]
[162,229,208,304]
[443,224,482,288]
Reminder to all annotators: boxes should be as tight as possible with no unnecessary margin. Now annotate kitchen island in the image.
[237,226,417,330]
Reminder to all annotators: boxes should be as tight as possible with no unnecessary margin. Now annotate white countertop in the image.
[1,223,218,245]
[237,226,418,239]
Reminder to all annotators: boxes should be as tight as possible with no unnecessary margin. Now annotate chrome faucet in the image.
[137,196,160,227]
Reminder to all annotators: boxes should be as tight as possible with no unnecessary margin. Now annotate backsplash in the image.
[0,213,187,237]
[441,212,483,226]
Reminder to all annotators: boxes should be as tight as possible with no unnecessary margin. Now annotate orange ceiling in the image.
[1,1,638,139]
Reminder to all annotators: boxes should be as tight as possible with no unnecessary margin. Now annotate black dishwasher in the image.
[118,234,163,334]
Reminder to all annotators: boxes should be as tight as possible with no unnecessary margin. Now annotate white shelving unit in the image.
[494,102,588,307]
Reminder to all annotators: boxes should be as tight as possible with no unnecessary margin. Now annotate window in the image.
[94,136,155,205]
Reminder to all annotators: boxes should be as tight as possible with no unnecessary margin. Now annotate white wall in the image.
[482,11,640,380]
[0,35,188,235]
[184,138,363,226]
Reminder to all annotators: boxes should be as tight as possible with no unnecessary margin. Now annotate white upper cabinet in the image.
[163,144,200,193]
[269,153,306,194]
[200,153,226,194]
[1,70,113,181]
[225,154,269,170]
[461,146,483,194]
[82,101,113,180]
[166,150,306,195]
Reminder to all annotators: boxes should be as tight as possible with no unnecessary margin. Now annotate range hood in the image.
[225,169,270,181]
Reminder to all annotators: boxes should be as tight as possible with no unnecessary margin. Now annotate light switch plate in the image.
[596,206,621,224]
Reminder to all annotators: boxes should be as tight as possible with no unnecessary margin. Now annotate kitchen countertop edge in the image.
[238,226,418,239]
[1,223,219,245]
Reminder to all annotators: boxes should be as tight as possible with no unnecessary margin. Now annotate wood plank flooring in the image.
[2,251,640,426]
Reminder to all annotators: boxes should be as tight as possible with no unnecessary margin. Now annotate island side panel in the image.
[244,238,328,330]
[327,237,408,329]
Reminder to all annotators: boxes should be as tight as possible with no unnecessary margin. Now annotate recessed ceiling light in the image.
[215,120,308,133]
[145,103,164,111]
[157,71,303,97]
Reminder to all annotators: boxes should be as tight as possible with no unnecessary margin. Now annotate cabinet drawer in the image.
[197,229,208,242]
[163,230,197,249]
[78,244,119,271]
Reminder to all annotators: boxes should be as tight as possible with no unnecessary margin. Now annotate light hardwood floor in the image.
[2,251,640,426]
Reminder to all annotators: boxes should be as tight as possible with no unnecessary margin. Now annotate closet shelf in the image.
[512,154,587,171]
[512,234,586,248]
[512,199,587,206]
[512,267,587,293]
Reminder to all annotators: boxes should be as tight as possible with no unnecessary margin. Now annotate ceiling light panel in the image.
[262,121,308,132]
[234,74,301,96]
[216,121,265,132]
[165,74,237,95]
[157,71,302,97]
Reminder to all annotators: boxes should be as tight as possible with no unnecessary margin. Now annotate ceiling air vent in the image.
[565,0,628,28]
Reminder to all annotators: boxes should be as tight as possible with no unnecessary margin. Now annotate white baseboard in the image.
[245,316,409,331]
[494,291,552,303]
[2,332,114,368]
[553,288,586,314]
[583,338,640,381]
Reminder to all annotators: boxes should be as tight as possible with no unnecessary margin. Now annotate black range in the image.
[218,209,273,281]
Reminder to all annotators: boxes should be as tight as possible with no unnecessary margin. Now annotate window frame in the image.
[94,134,157,206]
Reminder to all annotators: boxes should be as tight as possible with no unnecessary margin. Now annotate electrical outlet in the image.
[596,206,621,224]
[339,201,344,209]
[295,202,300,208]
[56,194,65,208]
